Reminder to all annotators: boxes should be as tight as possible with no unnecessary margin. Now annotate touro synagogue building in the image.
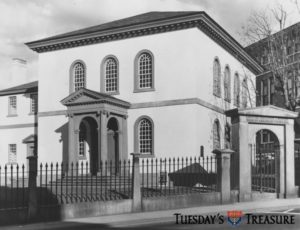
[0,11,298,199]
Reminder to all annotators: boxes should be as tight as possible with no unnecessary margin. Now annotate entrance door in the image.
[79,117,98,175]
[251,130,280,193]
[107,118,119,174]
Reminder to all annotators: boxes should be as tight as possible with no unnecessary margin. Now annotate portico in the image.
[61,88,130,174]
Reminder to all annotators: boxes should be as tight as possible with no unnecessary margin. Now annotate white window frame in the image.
[30,94,38,113]
[8,144,17,164]
[8,96,17,116]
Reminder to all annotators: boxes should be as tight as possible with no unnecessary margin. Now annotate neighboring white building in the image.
[21,12,262,172]
[0,81,38,167]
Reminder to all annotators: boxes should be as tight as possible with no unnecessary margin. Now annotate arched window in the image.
[103,57,118,93]
[224,66,231,102]
[134,116,154,154]
[234,73,240,107]
[213,119,221,150]
[135,51,154,92]
[242,78,248,108]
[213,58,221,97]
[71,61,86,92]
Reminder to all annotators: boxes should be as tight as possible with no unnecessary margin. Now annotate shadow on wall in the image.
[55,123,69,166]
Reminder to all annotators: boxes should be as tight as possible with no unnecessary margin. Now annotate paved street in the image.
[1,203,300,230]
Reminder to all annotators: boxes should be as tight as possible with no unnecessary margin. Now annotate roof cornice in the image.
[26,13,263,74]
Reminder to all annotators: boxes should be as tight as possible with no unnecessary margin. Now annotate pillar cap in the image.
[27,155,37,160]
[212,148,235,155]
[130,153,154,158]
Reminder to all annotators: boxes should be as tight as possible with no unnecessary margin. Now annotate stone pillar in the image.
[27,155,38,220]
[213,149,234,204]
[100,111,108,172]
[284,120,298,197]
[238,118,251,201]
[131,153,142,212]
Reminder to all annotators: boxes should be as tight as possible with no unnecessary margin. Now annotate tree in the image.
[240,4,298,110]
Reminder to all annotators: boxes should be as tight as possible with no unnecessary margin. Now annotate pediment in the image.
[64,93,100,104]
[61,88,130,108]
[226,105,298,119]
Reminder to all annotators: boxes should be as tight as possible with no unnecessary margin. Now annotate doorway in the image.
[107,117,119,174]
[79,117,98,175]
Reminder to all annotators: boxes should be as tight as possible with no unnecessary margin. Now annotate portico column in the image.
[121,115,128,161]
[68,115,75,164]
[100,111,108,168]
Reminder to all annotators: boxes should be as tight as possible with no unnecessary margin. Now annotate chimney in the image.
[10,58,27,87]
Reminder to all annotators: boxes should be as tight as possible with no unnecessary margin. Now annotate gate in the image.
[251,143,280,193]
[295,145,300,186]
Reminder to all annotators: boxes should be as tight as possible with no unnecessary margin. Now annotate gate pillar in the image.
[213,149,234,204]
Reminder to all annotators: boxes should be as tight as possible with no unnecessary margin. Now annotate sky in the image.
[0,0,300,89]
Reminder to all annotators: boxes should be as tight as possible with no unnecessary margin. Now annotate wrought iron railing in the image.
[140,156,217,197]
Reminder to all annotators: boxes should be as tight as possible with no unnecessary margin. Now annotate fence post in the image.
[27,155,38,220]
[213,149,234,204]
[131,153,141,212]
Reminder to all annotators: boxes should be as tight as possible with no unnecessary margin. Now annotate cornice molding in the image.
[38,97,226,117]
[26,13,263,75]
[0,123,37,129]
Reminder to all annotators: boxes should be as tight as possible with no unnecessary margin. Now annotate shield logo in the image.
[227,210,243,226]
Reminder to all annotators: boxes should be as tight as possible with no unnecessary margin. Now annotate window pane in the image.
[73,62,85,91]
[8,96,17,115]
[234,74,240,107]
[105,58,118,92]
[30,94,38,113]
[213,59,221,96]
[213,120,220,149]
[138,53,152,89]
[139,119,152,153]
[8,144,17,163]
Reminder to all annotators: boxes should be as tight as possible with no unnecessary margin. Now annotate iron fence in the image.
[140,156,217,197]
[0,164,28,210]
[0,155,219,210]
[295,145,300,186]
[38,160,132,207]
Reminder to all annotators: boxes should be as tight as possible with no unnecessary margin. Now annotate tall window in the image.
[262,79,268,105]
[135,51,154,91]
[30,94,38,113]
[270,78,275,105]
[224,66,231,102]
[135,117,153,154]
[234,73,240,107]
[287,71,293,99]
[213,58,221,97]
[8,144,17,164]
[8,96,17,115]
[72,62,86,91]
[104,57,118,93]
[242,78,248,108]
[213,119,220,149]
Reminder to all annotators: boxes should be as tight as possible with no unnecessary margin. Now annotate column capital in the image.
[96,110,101,117]
[67,112,74,118]
[101,110,110,117]
[212,148,234,157]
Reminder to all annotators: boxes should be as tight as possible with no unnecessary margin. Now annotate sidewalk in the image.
[2,198,300,229]
[66,198,300,227]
